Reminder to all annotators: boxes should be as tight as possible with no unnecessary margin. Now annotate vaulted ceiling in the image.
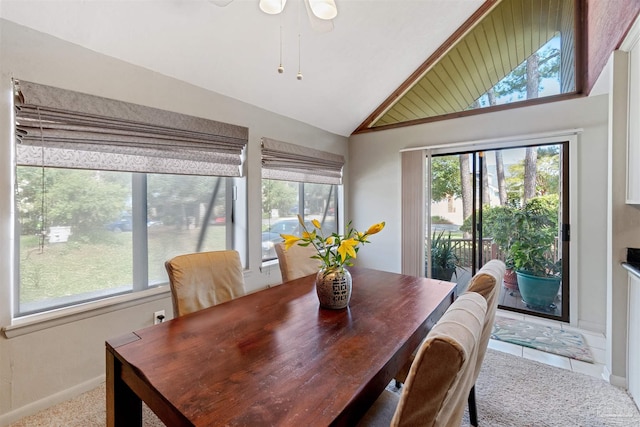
[362,0,576,131]
[0,0,484,136]
[1,1,638,137]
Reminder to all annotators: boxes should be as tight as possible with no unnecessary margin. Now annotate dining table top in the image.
[106,266,457,427]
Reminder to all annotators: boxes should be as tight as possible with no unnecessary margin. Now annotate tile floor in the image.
[490,308,606,380]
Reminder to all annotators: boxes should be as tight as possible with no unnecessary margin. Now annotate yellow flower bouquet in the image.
[280,215,385,271]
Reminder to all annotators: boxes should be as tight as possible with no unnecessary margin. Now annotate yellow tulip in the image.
[312,219,321,229]
[366,222,385,235]
[281,234,301,250]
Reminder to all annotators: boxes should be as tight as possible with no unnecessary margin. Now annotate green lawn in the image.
[19,225,226,304]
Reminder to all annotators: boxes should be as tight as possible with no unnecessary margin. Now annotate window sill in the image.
[2,286,171,339]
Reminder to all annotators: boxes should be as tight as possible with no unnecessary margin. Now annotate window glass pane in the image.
[16,167,232,316]
[261,180,338,262]
[473,35,569,111]
[147,175,228,285]
[304,183,337,235]
[17,167,133,315]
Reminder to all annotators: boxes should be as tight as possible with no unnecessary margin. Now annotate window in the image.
[16,168,233,315]
[261,180,338,262]
[13,80,247,316]
[260,137,344,262]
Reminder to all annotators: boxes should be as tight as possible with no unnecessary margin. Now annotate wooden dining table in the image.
[106,266,457,427]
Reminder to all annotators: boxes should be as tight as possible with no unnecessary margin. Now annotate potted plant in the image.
[508,197,561,308]
[429,230,459,281]
[281,215,385,309]
[480,204,520,290]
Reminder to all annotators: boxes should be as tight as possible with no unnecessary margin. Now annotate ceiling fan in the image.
[209,0,338,33]
[209,0,338,80]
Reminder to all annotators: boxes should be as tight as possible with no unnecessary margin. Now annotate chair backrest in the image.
[274,242,321,282]
[465,259,506,382]
[391,292,487,427]
[165,250,245,317]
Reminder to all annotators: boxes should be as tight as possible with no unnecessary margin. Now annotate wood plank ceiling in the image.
[359,0,575,132]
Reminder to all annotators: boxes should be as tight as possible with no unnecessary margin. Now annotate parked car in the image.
[106,216,163,232]
[261,218,337,261]
[262,218,304,261]
[105,215,133,232]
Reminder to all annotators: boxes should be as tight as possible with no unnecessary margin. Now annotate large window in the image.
[13,80,247,317]
[260,137,343,263]
[261,180,338,262]
[16,168,233,316]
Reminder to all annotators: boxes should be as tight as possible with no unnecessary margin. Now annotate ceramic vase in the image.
[316,267,352,309]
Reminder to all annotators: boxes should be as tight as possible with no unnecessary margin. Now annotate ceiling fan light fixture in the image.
[208,0,234,6]
[259,0,287,15]
[308,0,337,20]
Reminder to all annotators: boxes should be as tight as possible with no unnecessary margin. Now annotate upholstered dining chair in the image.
[274,242,322,282]
[464,259,506,426]
[358,292,487,427]
[165,249,246,317]
[392,259,505,426]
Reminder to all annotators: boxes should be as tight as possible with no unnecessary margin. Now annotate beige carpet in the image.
[9,349,640,427]
[8,384,165,427]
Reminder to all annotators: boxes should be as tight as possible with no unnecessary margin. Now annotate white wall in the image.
[0,19,348,424]
[349,95,610,334]
[349,84,640,386]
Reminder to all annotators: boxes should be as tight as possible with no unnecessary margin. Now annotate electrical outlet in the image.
[153,310,166,325]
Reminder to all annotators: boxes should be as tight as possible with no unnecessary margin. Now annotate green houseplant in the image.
[476,204,520,289]
[429,230,459,281]
[508,197,561,308]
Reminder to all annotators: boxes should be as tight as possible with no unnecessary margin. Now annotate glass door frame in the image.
[426,138,571,323]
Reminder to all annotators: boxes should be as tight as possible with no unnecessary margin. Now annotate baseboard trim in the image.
[602,364,627,388]
[0,375,105,427]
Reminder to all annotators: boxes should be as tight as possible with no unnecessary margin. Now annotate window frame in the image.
[11,80,247,320]
[261,179,340,264]
[13,167,238,318]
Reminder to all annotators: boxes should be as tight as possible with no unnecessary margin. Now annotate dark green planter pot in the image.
[516,270,561,308]
[431,266,456,281]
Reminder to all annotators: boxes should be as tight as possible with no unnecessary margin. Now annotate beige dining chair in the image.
[393,259,506,427]
[165,249,246,317]
[464,259,506,426]
[358,291,487,427]
[274,241,322,282]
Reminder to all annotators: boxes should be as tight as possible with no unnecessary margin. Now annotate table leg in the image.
[106,348,142,427]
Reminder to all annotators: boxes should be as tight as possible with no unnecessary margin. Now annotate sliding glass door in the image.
[427,142,569,321]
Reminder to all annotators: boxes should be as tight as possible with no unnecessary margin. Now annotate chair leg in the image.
[468,385,478,426]
[395,380,402,389]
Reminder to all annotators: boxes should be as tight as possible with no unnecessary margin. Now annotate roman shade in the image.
[14,79,248,176]
[261,137,344,185]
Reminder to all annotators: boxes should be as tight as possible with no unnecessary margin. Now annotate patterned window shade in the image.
[13,79,248,176]
[261,137,344,185]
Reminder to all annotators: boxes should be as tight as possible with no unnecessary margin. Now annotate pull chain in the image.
[297,0,303,80]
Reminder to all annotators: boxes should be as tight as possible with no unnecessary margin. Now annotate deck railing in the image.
[442,237,560,266]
